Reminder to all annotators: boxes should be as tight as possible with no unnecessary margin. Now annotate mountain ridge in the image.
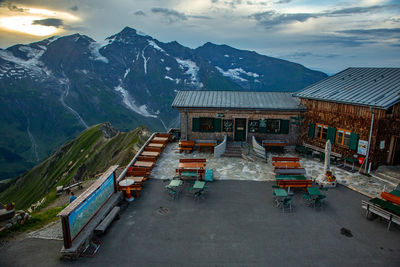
[0,26,327,179]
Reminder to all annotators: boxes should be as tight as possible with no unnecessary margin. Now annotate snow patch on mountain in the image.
[0,48,47,76]
[224,54,229,57]
[148,40,165,53]
[165,66,171,71]
[124,68,131,78]
[89,42,109,63]
[114,85,157,118]
[215,66,259,82]
[175,58,202,88]
[164,76,174,81]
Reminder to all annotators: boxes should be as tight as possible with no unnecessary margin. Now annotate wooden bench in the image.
[196,140,217,152]
[94,206,120,235]
[179,140,195,153]
[176,168,205,175]
[144,147,162,152]
[155,133,171,139]
[381,192,400,206]
[277,179,312,189]
[137,156,157,162]
[295,144,311,155]
[275,168,306,175]
[179,158,207,163]
[272,157,300,162]
[303,142,342,162]
[362,199,400,230]
[275,175,307,180]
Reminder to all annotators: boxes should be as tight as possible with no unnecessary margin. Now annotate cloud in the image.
[151,7,187,23]
[188,15,212,20]
[275,0,292,4]
[134,10,146,16]
[70,5,78,12]
[250,10,317,28]
[32,18,64,28]
[285,51,339,59]
[338,28,400,36]
[250,5,397,29]
[5,2,27,12]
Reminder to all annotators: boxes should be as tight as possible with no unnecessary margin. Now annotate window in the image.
[200,118,214,132]
[267,119,280,133]
[248,120,259,133]
[315,124,328,139]
[336,129,351,146]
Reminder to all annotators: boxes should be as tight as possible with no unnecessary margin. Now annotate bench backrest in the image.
[278,180,312,187]
[137,156,157,162]
[180,140,195,146]
[272,157,299,162]
[144,147,162,152]
[303,142,342,158]
[179,158,207,163]
[130,167,151,174]
[156,133,170,138]
[126,170,148,177]
[176,168,206,174]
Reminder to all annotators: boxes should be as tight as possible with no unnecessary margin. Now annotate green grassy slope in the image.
[0,123,151,209]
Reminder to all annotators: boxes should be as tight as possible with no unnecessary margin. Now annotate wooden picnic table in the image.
[140,151,160,157]
[178,162,206,169]
[275,168,306,175]
[272,162,302,168]
[133,161,154,168]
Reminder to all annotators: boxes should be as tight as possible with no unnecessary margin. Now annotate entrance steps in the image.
[370,165,400,187]
[222,142,243,158]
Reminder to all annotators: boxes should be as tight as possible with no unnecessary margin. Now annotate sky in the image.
[0,0,399,74]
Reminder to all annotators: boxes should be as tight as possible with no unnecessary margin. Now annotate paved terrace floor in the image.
[151,143,397,197]
[1,142,399,266]
[1,180,399,266]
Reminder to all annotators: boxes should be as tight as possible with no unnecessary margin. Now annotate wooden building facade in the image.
[172,91,306,144]
[294,68,400,168]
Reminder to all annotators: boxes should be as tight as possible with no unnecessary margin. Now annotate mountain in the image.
[0,123,151,209]
[0,27,327,179]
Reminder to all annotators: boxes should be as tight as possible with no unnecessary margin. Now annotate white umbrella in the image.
[324,139,331,175]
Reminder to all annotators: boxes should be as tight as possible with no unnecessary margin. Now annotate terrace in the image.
[0,138,399,266]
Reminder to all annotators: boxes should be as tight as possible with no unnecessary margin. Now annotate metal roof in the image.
[172,91,305,111]
[293,68,400,109]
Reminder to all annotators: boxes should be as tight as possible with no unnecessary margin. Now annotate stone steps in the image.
[222,143,243,158]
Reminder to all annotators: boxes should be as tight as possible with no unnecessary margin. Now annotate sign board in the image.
[380,140,385,150]
[216,113,225,118]
[357,140,368,155]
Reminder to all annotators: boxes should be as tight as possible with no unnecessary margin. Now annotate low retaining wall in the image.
[252,136,266,159]
[214,135,227,158]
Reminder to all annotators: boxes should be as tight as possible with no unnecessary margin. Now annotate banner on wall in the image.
[357,140,368,155]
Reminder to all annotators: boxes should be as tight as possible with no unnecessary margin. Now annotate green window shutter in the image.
[349,132,359,151]
[327,127,336,144]
[280,120,290,134]
[213,118,221,132]
[308,123,315,138]
[192,118,200,132]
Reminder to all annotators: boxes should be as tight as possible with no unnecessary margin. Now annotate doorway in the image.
[392,137,400,165]
[234,118,246,141]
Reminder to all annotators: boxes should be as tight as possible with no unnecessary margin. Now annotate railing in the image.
[214,135,227,158]
[252,136,267,159]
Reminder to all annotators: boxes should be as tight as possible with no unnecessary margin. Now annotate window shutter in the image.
[192,118,200,132]
[349,132,359,151]
[327,127,336,144]
[280,120,290,134]
[213,118,221,132]
[308,123,315,138]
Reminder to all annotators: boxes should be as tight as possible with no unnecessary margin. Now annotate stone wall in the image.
[177,108,303,145]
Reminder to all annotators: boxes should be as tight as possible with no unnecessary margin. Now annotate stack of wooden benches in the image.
[119,133,170,197]
[273,157,312,189]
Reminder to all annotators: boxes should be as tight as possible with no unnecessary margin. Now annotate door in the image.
[234,118,246,141]
[393,137,400,165]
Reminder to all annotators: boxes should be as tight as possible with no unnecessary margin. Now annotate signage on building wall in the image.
[380,140,385,150]
[357,140,368,155]
[216,113,225,117]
